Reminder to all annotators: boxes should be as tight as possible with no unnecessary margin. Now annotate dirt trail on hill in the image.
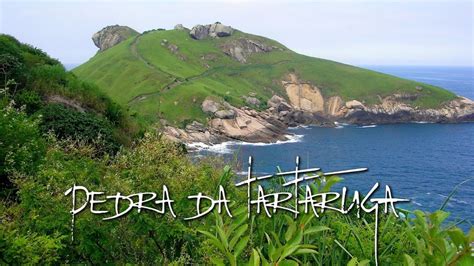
[128,35,290,105]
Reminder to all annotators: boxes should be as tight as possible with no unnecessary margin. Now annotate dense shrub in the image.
[14,90,43,114]
[39,104,120,154]
[0,103,46,191]
[0,34,140,147]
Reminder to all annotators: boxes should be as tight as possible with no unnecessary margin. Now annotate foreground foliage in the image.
[1,105,473,265]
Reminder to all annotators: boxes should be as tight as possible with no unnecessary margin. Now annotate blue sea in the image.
[194,66,474,227]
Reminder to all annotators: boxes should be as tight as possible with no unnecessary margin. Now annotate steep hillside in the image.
[74,23,473,143]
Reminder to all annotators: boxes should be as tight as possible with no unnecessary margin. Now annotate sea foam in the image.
[187,134,304,154]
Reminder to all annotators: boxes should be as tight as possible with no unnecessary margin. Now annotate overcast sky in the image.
[1,0,472,66]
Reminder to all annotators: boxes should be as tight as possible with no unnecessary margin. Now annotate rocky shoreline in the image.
[163,85,474,147]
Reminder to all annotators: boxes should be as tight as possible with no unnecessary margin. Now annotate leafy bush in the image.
[14,90,43,114]
[39,104,119,154]
[0,103,46,196]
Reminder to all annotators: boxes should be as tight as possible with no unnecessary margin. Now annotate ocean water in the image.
[193,66,474,226]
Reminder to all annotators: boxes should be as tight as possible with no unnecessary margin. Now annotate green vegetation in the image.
[0,34,140,153]
[1,111,472,264]
[74,29,457,127]
[1,34,471,265]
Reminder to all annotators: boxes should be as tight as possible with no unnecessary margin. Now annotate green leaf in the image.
[229,224,248,249]
[248,248,260,266]
[347,257,358,266]
[403,254,415,266]
[293,248,318,255]
[279,244,299,261]
[285,223,296,242]
[286,229,303,248]
[304,226,331,235]
[198,230,225,253]
[234,235,249,258]
[447,228,467,249]
[216,225,229,249]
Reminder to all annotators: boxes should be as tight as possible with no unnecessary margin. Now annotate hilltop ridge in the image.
[74,22,474,144]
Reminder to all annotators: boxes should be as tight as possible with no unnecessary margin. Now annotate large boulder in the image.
[215,109,236,119]
[209,23,233,37]
[190,25,209,40]
[267,95,292,112]
[174,24,187,30]
[190,22,234,40]
[244,96,261,106]
[92,25,138,51]
[267,95,285,108]
[345,100,366,110]
[201,99,220,114]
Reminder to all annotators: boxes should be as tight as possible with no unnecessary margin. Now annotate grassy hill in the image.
[0,34,139,153]
[74,27,456,127]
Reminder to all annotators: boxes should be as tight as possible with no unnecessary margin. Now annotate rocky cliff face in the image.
[92,25,139,51]
[280,74,474,124]
[282,74,325,113]
[163,74,474,146]
[344,96,474,124]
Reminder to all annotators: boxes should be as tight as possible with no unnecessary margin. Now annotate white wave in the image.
[413,121,434,124]
[187,134,304,154]
[288,125,310,129]
[359,125,377,128]
[187,141,234,154]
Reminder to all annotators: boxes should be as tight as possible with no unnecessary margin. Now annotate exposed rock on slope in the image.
[174,24,187,30]
[92,25,139,51]
[221,38,275,63]
[190,22,233,40]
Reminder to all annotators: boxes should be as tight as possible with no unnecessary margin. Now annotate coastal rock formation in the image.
[282,74,325,113]
[278,74,474,125]
[326,96,345,117]
[209,106,288,143]
[344,96,474,124]
[164,99,289,144]
[221,38,275,63]
[190,22,233,40]
[92,25,139,51]
[163,123,227,144]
